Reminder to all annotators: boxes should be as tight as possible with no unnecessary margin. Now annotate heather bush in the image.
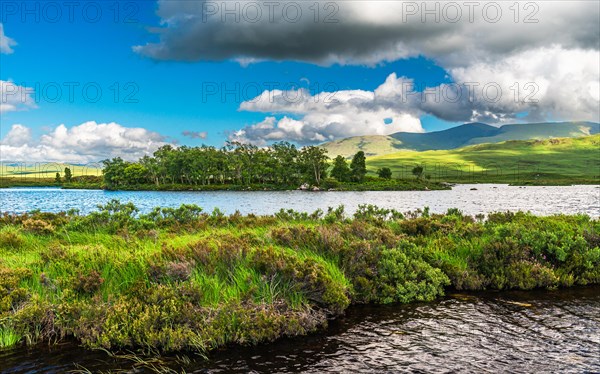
[0,226,25,250]
[375,242,450,303]
[22,218,55,235]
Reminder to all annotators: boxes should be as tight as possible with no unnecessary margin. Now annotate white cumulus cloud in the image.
[231,47,600,144]
[437,46,600,123]
[0,122,170,163]
[0,23,16,54]
[230,77,424,145]
[0,80,36,113]
[0,124,32,147]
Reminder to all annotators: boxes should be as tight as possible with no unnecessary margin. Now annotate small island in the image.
[1,142,449,191]
[2,135,599,191]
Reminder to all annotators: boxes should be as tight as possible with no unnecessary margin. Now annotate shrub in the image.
[375,242,450,303]
[150,261,194,283]
[583,229,600,248]
[396,217,451,236]
[22,218,55,235]
[320,178,340,190]
[73,270,104,294]
[141,205,204,228]
[40,243,68,264]
[76,200,146,233]
[376,167,392,179]
[323,206,346,223]
[487,211,519,224]
[0,226,24,249]
[353,204,404,222]
[274,209,313,221]
[0,267,32,313]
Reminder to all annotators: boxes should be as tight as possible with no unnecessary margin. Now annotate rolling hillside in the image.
[322,121,599,157]
[366,134,600,184]
[320,135,405,158]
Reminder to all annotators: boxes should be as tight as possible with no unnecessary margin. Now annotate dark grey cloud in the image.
[134,1,599,67]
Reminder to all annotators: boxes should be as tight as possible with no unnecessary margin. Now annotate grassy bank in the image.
[0,177,103,189]
[0,202,598,352]
[101,178,449,191]
[0,177,448,191]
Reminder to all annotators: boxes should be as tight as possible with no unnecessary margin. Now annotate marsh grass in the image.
[0,202,598,353]
[0,326,22,348]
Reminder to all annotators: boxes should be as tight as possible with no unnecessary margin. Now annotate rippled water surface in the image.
[1,287,599,373]
[1,184,599,217]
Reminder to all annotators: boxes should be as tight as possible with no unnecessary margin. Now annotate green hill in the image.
[366,134,600,184]
[322,121,599,157]
[319,135,404,158]
[466,122,599,145]
[389,122,499,151]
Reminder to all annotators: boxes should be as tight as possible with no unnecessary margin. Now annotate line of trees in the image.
[101,143,392,189]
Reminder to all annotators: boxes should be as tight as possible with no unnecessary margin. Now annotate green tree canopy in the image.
[100,142,335,188]
[124,164,149,185]
[412,165,424,179]
[331,155,351,182]
[64,167,73,182]
[350,151,367,182]
[377,167,392,179]
[300,146,329,185]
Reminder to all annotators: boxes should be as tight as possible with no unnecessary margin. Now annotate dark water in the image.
[1,184,599,217]
[2,287,599,373]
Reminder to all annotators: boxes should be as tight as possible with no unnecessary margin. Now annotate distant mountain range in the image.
[321,121,600,157]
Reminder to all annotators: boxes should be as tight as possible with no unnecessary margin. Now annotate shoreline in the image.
[0,179,451,191]
[2,179,599,191]
[1,204,598,353]
[2,284,598,371]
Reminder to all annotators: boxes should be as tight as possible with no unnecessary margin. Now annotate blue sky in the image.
[0,0,453,145]
[0,1,598,161]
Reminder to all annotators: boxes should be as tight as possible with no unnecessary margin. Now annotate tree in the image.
[64,167,73,182]
[55,172,61,183]
[300,146,329,185]
[99,142,339,189]
[272,141,300,185]
[102,157,128,188]
[350,151,367,182]
[124,164,149,185]
[153,145,176,184]
[377,167,392,179]
[330,155,350,182]
[412,165,424,179]
[140,156,160,186]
